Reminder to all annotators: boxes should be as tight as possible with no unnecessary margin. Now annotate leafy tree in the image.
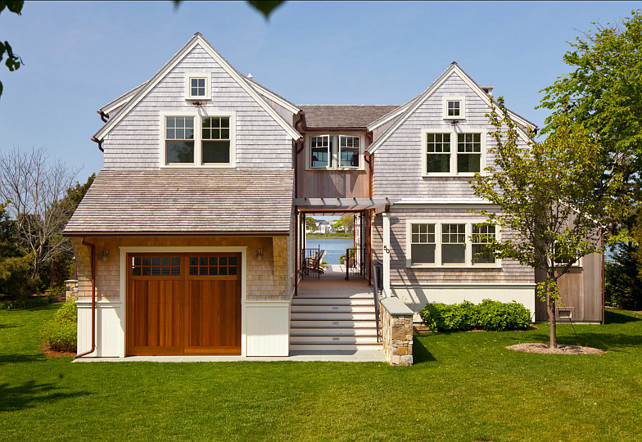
[605,241,642,311]
[305,216,316,231]
[0,201,37,300]
[472,97,630,348]
[0,0,24,98]
[539,10,642,199]
[332,215,354,233]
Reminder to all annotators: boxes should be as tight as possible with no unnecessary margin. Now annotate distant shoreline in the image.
[306,232,353,239]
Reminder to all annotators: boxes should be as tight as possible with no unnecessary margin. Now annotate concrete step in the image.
[291,312,375,321]
[291,305,375,314]
[290,320,377,329]
[292,298,374,306]
[289,343,383,351]
[290,327,377,337]
[295,292,373,299]
[290,335,379,345]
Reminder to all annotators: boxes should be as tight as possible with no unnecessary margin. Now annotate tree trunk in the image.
[546,284,557,348]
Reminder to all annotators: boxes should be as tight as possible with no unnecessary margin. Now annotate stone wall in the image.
[380,297,414,366]
[69,235,292,303]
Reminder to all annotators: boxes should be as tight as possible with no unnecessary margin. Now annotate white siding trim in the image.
[383,213,391,293]
[94,34,301,141]
[119,246,248,358]
[249,80,300,115]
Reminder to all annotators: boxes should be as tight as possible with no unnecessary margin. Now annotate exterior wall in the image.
[71,235,292,358]
[70,235,291,303]
[535,252,603,323]
[296,131,370,198]
[372,72,519,200]
[102,44,293,170]
[373,208,536,317]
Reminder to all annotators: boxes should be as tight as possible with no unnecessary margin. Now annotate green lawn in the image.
[1,305,640,441]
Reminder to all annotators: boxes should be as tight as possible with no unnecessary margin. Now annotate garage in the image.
[126,253,241,356]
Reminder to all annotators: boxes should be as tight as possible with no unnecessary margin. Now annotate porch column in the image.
[382,212,391,294]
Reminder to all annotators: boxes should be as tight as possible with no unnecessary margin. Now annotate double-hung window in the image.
[311,135,332,168]
[408,222,498,267]
[339,135,360,167]
[309,134,363,169]
[424,130,484,175]
[163,113,234,166]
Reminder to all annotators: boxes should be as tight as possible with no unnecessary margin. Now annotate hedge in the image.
[420,299,531,332]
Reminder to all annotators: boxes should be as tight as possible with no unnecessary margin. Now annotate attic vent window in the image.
[185,72,211,100]
[191,78,206,97]
[443,97,465,120]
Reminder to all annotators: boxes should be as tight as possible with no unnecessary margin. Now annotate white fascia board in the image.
[94,34,301,141]
[368,64,532,154]
[392,198,494,205]
[196,38,301,140]
[366,99,414,132]
[94,35,202,140]
[249,80,301,115]
[367,64,458,154]
[100,81,148,115]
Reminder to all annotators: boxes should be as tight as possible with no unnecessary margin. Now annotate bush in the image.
[420,299,531,332]
[40,300,77,352]
[605,242,642,310]
[0,254,40,301]
[0,295,55,310]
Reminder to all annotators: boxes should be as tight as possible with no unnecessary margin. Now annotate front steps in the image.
[290,290,381,351]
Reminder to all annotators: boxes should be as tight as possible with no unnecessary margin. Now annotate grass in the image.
[0,305,640,440]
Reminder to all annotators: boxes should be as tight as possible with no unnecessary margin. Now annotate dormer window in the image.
[185,72,211,100]
[308,134,363,170]
[443,97,465,119]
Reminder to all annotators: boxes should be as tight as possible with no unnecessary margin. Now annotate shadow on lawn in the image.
[605,309,641,324]
[413,338,436,363]
[0,354,47,365]
[0,380,89,412]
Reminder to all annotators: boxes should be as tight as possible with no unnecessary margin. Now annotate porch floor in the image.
[298,264,371,296]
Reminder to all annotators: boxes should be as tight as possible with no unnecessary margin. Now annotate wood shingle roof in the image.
[299,105,400,129]
[64,169,294,236]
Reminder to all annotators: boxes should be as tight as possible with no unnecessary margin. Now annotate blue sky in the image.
[0,1,638,181]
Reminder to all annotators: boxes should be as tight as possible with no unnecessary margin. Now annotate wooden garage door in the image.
[126,253,241,356]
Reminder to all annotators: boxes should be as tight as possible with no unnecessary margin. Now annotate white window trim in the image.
[421,127,487,177]
[406,219,502,268]
[185,72,212,100]
[443,96,465,120]
[160,110,236,168]
[306,133,364,171]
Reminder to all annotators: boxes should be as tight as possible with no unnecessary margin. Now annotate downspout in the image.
[91,137,104,153]
[601,226,612,325]
[75,237,96,358]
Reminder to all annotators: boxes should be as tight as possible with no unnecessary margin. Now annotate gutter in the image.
[75,237,96,358]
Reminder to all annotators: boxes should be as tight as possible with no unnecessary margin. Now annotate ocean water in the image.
[305,238,355,264]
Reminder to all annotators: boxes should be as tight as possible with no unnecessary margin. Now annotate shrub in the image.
[40,300,77,352]
[0,254,40,301]
[0,295,55,310]
[420,299,530,332]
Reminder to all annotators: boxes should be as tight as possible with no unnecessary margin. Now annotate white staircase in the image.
[290,290,381,351]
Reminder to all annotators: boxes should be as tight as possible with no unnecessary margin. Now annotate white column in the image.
[382,212,391,294]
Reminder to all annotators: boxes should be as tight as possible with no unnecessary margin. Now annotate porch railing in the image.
[301,246,323,279]
[343,247,366,280]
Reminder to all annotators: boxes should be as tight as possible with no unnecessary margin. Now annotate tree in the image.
[539,10,642,198]
[305,216,316,232]
[0,201,36,300]
[332,215,354,233]
[472,97,630,348]
[0,147,78,279]
[0,1,24,98]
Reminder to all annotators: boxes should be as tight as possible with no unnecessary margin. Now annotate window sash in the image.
[190,78,206,97]
[410,223,436,265]
[447,100,461,117]
[166,117,195,164]
[310,135,332,168]
[339,135,360,167]
[426,133,451,173]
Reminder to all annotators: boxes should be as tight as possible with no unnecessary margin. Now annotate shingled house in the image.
[65,33,603,360]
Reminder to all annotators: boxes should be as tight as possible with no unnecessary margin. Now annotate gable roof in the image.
[367,63,534,154]
[94,33,301,141]
[64,169,294,236]
[299,105,400,130]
